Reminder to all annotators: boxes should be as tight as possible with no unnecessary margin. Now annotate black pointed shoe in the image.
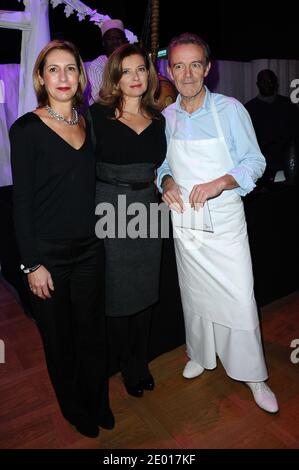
[71,419,99,438]
[98,408,115,430]
[124,382,144,397]
[139,374,155,391]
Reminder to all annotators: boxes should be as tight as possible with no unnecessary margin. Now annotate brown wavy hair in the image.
[33,40,87,108]
[99,43,161,118]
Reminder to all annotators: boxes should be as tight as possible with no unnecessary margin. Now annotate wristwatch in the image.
[20,263,41,274]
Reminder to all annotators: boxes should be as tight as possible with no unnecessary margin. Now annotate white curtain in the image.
[158,58,299,104]
[0,64,19,187]
[0,0,50,187]
[1,58,299,187]
[0,0,50,117]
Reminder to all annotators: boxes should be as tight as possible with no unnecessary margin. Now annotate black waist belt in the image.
[97,177,154,190]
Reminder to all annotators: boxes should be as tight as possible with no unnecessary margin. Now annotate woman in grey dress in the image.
[89,44,166,397]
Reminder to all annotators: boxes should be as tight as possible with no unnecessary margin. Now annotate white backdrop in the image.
[0,64,19,187]
[0,0,139,187]
[1,0,299,187]
[159,58,299,104]
[1,58,299,187]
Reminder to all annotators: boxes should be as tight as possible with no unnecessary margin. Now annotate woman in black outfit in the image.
[9,40,113,438]
[90,44,167,397]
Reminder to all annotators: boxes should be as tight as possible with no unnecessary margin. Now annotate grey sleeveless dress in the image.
[90,103,166,317]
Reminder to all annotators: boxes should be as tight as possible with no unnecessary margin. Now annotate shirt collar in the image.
[175,85,211,115]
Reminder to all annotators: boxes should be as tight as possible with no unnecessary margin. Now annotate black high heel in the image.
[139,374,155,391]
[124,381,144,397]
[98,408,115,430]
[68,417,99,438]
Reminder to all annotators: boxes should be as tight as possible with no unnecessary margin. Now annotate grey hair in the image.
[168,32,211,66]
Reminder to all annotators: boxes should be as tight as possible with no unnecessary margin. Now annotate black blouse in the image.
[9,112,96,266]
[89,103,167,166]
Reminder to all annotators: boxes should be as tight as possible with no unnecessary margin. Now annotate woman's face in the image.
[118,54,149,99]
[39,49,80,106]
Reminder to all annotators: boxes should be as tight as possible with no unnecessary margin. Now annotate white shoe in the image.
[183,360,205,379]
[246,381,279,413]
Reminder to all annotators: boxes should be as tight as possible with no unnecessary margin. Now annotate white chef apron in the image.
[167,97,268,381]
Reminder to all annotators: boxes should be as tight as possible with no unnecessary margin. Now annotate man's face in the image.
[257,72,278,97]
[168,43,210,99]
[103,29,128,56]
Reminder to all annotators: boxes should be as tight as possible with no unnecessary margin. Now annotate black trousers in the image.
[29,236,109,424]
[107,307,152,385]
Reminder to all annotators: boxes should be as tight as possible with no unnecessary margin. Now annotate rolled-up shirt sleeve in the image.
[227,101,266,196]
[156,110,174,193]
[156,158,173,193]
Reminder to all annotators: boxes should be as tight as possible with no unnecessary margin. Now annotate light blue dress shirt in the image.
[157,86,266,196]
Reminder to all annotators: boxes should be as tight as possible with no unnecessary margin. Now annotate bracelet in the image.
[20,263,41,274]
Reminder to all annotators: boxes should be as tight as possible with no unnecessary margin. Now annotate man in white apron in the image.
[157,33,278,414]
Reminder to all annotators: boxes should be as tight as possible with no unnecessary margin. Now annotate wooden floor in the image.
[0,280,299,449]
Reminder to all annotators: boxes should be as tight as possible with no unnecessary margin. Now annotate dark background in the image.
[1,0,299,63]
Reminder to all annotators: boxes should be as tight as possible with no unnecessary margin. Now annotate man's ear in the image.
[204,62,211,78]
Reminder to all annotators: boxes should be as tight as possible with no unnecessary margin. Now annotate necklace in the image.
[123,110,140,115]
[46,105,79,125]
